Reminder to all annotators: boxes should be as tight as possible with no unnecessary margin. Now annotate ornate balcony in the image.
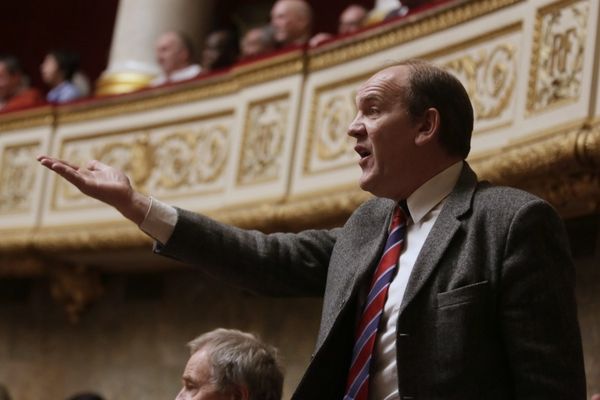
[1,0,599,265]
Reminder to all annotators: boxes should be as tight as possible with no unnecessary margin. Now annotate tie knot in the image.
[391,203,407,230]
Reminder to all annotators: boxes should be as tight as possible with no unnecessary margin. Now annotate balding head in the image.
[339,4,367,34]
[155,31,194,76]
[270,0,313,46]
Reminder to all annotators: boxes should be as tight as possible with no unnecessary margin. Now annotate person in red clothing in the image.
[0,55,43,113]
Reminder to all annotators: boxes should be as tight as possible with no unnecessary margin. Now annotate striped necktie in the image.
[344,204,407,400]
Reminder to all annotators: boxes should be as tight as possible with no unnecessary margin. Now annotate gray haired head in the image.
[188,328,284,400]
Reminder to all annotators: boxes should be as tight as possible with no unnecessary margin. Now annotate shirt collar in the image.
[405,161,463,224]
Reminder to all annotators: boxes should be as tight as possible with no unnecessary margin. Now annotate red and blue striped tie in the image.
[344,205,407,400]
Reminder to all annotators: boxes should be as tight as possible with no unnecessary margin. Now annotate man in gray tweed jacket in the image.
[39,60,585,399]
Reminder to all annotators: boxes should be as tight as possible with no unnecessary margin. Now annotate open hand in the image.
[37,156,149,225]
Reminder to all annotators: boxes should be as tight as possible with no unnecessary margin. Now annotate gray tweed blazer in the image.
[157,163,585,400]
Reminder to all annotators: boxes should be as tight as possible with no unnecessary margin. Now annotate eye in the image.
[366,106,380,116]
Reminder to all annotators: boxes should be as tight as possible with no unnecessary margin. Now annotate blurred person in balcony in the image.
[240,25,277,60]
[38,60,586,399]
[310,4,369,47]
[339,4,369,34]
[40,50,83,104]
[175,328,283,400]
[592,394,600,400]
[201,30,239,72]
[151,31,201,87]
[270,0,313,48]
[0,55,43,113]
[385,0,435,20]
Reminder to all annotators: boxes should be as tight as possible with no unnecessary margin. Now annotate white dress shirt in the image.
[150,64,202,87]
[369,161,463,400]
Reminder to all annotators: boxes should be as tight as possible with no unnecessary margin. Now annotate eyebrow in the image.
[356,93,384,105]
[182,375,197,385]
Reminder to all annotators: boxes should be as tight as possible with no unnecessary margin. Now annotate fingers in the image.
[37,155,81,170]
[37,155,87,188]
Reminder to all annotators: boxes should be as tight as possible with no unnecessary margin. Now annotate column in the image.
[96,0,216,95]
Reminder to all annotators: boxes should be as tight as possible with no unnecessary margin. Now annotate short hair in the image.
[0,54,23,76]
[188,328,283,400]
[396,59,473,158]
[48,50,80,81]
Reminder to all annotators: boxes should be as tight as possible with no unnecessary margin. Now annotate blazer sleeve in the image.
[155,207,339,297]
[500,199,586,399]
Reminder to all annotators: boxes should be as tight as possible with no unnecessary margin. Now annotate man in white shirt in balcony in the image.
[38,60,586,399]
[150,31,201,87]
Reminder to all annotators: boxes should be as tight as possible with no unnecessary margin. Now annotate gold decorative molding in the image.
[0,142,41,214]
[51,111,233,210]
[57,75,237,124]
[232,51,304,88]
[472,121,600,217]
[0,106,54,133]
[442,42,518,123]
[0,119,598,255]
[57,53,304,125]
[527,0,589,113]
[307,0,523,71]
[237,95,289,185]
[304,73,370,175]
[95,71,155,96]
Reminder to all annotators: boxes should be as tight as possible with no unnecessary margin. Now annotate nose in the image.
[347,113,365,138]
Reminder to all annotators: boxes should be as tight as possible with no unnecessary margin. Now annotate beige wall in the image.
[0,270,322,400]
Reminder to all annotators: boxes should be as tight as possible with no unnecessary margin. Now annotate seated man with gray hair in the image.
[175,328,283,400]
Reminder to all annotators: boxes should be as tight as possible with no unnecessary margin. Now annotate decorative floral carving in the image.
[316,94,356,161]
[304,76,367,175]
[444,44,517,122]
[0,143,39,213]
[95,133,154,190]
[194,125,229,183]
[238,97,288,184]
[54,116,232,209]
[528,0,589,112]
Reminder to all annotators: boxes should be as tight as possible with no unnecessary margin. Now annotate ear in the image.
[414,108,440,147]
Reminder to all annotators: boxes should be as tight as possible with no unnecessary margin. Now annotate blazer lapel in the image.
[344,199,396,303]
[398,163,478,316]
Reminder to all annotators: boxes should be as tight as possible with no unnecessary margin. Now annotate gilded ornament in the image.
[443,44,517,123]
[527,0,589,113]
[316,95,356,160]
[0,143,40,214]
[237,96,289,185]
[194,125,229,184]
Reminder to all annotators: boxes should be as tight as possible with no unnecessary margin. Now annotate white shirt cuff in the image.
[139,196,177,244]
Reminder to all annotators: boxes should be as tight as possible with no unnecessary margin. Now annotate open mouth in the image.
[355,145,371,159]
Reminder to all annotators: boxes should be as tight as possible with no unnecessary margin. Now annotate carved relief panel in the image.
[237,95,289,185]
[304,77,367,175]
[0,143,41,214]
[433,25,521,132]
[53,113,233,211]
[527,0,589,113]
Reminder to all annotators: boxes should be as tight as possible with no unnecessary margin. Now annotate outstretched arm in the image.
[37,156,150,225]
